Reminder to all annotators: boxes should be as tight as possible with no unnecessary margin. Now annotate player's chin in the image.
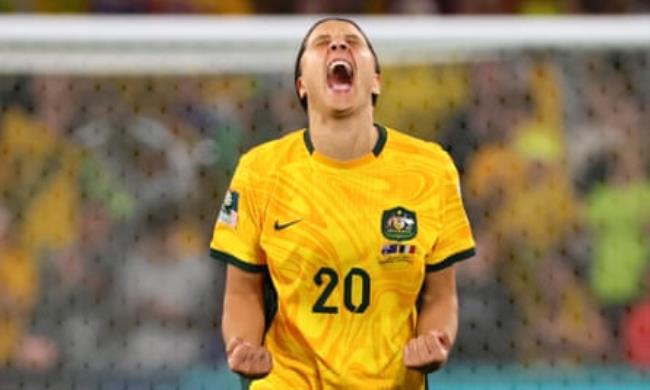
[324,94,357,116]
[327,105,356,118]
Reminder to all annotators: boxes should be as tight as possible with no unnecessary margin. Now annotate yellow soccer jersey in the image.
[210,125,475,389]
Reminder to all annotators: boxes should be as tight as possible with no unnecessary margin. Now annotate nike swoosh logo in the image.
[274,219,302,230]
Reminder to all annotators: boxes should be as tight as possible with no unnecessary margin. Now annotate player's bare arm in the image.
[404,266,458,373]
[222,265,272,378]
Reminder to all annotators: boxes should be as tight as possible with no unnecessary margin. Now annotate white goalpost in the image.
[0,15,649,74]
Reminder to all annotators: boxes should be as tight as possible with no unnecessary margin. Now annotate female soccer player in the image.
[210,17,475,389]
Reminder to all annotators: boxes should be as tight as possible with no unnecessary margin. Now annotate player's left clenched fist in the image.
[403,330,451,373]
[226,337,273,379]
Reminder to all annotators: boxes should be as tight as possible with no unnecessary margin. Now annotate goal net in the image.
[1,15,649,389]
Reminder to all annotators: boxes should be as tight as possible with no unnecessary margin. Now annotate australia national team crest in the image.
[381,206,417,241]
[218,189,239,228]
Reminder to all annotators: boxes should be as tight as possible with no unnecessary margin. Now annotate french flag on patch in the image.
[399,245,416,254]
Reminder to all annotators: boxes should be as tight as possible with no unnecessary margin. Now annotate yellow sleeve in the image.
[426,152,476,271]
[209,153,267,272]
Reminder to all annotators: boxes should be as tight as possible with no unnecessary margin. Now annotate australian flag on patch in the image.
[381,244,416,255]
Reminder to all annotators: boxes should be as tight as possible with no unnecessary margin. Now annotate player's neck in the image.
[307,107,377,161]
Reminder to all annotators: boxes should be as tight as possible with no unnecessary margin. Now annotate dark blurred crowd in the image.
[0,74,292,385]
[1,52,650,386]
[435,57,650,367]
[1,0,650,14]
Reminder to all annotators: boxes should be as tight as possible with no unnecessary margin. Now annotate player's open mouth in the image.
[327,59,354,93]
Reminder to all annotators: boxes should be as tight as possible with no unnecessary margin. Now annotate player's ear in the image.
[296,77,307,100]
[372,72,381,96]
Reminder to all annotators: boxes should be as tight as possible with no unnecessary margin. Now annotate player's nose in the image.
[329,40,348,51]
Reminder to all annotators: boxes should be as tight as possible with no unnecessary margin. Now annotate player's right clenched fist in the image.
[226,337,273,378]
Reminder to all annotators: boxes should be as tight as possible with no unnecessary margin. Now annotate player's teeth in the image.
[329,60,351,75]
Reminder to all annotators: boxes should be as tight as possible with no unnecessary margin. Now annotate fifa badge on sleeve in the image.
[218,189,239,228]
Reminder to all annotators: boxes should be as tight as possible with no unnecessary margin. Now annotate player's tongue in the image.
[327,61,353,92]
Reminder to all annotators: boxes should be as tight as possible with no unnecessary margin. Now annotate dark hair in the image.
[294,17,381,111]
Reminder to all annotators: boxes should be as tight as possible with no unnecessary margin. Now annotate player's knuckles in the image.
[229,345,255,371]
[409,350,428,367]
[406,342,417,361]
[423,334,437,353]
[415,339,429,359]
[425,346,443,360]
[228,350,272,378]
[228,353,244,371]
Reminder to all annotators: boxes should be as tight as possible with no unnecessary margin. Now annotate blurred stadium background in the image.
[1,1,650,389]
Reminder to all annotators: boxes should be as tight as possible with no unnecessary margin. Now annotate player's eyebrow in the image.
[309,34,331,45]
[344,34,362,43]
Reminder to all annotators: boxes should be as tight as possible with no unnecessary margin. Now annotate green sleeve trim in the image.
[426,247,476,272]
[209,248,267,273]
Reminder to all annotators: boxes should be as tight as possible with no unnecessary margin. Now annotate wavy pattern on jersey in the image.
[212,128,475,390]
[261,149,437,388]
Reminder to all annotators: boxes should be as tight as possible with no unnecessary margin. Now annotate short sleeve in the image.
[426,153,476,272]
[210,154,267,272]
